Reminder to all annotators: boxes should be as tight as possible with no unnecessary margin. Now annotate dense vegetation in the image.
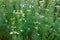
[0,0,60,40]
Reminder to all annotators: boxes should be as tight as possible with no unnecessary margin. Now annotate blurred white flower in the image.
[35,27,38,30]
[10,32,13,34]
[20,30,23,32]
[29,5,32,8]
[45,9,49,11]
[25,20,26,22]
[14,31,19,34]
[55,5,60,8]
[20,4,25,7]
[34,21,39,24]
[10,17,15,21]
[39,0,45,6]
[11,26,16,28]
[55,5,60,9]
[32,6,34,8]
[20,10,23,14]
[37,33,40,36]
[34,21,40,24]
[15,11,20,14]
[28,28,30,30]
[16,32,19,34]
[40,15,44,18]
[39,0,44,3]
[10,31,19,35]
[39,6,40,8]
[38,23,41,24]
[27,9,31,12]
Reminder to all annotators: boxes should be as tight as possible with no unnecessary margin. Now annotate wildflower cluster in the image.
[0,0,60,40]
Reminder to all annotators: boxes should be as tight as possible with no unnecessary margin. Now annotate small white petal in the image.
[55,5,60,9]
[16,32,19,34]
[45,9,49,11]
[10,32,13,34]
[40,15,44,18]
[20,30,23,32]
[35,27,38,30]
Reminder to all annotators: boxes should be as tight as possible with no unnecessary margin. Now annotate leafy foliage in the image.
[0,0,60,40]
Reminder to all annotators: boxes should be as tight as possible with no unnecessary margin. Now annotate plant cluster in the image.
[0,0,60,40]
